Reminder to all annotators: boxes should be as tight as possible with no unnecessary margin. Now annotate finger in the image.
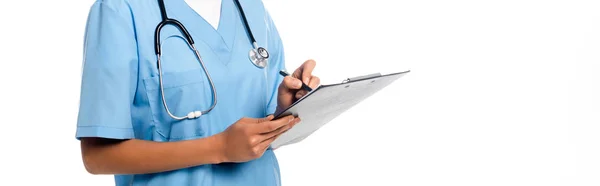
[260,118,302,145]
[261,117,300,140]
[252,115,274,123]
[262,115,275,122]
[300,60,316,84]
[308,75,320,89]
[295,75,320,98]
[291,59,316,83]
[256,133,283,155]
[295,90,307,99]
[257,115,295,133]
[258,118,299,152]
[281,76,303,90]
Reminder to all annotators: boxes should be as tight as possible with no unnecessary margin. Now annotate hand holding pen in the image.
[275,60,321,114]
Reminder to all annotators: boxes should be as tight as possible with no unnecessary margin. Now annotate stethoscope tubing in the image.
[154,0,266,120]
[156,40,218,120]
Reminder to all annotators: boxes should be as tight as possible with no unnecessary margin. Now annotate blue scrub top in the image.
[76,0,286,185]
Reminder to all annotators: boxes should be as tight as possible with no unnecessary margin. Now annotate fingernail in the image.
[295,80,302,88]
[289,117,294,123]
[304,77,309,83]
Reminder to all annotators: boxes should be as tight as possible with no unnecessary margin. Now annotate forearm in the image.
[81,135,225,175]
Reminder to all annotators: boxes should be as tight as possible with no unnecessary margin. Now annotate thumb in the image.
[256,115,275,123]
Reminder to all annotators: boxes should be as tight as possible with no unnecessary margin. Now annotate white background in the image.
[0,0,598,185]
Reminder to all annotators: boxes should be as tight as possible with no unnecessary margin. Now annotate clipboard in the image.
[271,70,410,149]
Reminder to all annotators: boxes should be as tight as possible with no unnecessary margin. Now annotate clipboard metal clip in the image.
[342,73,382,83]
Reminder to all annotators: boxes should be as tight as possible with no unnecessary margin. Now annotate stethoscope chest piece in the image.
[249,46,269,68]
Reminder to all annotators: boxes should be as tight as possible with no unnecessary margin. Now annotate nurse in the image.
[75,0,320,185]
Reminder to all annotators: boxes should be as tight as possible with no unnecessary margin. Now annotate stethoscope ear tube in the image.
[154,19,196,55]
[232,0,257,44]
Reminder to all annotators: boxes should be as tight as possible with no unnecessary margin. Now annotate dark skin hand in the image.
[81,115,299,175]
[276,59,320,114]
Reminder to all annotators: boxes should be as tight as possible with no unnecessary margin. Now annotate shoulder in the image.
[85,0,138,23]
[90,0,133,13]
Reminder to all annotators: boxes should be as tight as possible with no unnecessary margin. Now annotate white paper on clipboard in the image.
[271,70,410,149]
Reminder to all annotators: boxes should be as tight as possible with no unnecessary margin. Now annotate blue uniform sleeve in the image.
[265,11,286,116]
[76,0,138,140]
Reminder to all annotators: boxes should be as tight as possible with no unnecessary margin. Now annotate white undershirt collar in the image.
[184,0,222,30]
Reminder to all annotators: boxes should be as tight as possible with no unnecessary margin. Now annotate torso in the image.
[110,0,283,185]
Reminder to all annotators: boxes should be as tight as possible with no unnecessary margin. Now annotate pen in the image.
[279,70,313,92]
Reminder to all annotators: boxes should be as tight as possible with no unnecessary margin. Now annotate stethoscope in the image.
[155,0,269,120]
